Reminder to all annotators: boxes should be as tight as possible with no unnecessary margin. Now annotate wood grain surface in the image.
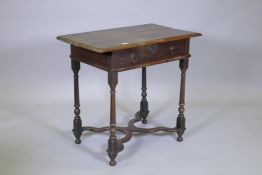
[57,23,201,53]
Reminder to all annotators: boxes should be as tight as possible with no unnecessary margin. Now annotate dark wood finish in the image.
[140,67,149,124]
[57,24,201,53]
[176,58,188,142]
[70,45,110,71]
[82,111,178,156]
[70,39,188,72]
[176,39,190,142]
[111,40,187,71]
[57,24,201,166]
[71,59,83,144]
[107,72,118,166]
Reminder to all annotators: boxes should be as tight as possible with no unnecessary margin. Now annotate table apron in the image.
[70,39,190,72]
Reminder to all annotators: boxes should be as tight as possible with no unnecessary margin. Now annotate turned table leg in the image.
[140,67,149,124]
[176,58,189,142]
[71,59,83,144]
[107,71,118,166]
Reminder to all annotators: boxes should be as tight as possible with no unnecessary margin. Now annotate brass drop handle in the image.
[170,46,176,55]
[128,52,138,63]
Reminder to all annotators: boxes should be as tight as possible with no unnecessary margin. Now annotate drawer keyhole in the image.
[148,44,158,53]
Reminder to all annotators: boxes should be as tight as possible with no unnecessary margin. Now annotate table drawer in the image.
[111,40,188,71]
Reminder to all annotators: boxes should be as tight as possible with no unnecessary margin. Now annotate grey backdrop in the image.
[1,0,262,175]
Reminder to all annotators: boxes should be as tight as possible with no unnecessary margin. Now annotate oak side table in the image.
[57,24,201,166]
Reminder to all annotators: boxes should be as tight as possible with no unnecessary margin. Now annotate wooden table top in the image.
[57,23,201,53]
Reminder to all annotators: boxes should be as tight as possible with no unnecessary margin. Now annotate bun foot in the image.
[177,136,183,142]
[109,160,116,166]
[75,138,81,144]
[142,118,147,124]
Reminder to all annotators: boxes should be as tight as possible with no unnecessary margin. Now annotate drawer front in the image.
[111,40,188,71]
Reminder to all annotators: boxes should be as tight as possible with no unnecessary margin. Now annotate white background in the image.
[0,0,262,175]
